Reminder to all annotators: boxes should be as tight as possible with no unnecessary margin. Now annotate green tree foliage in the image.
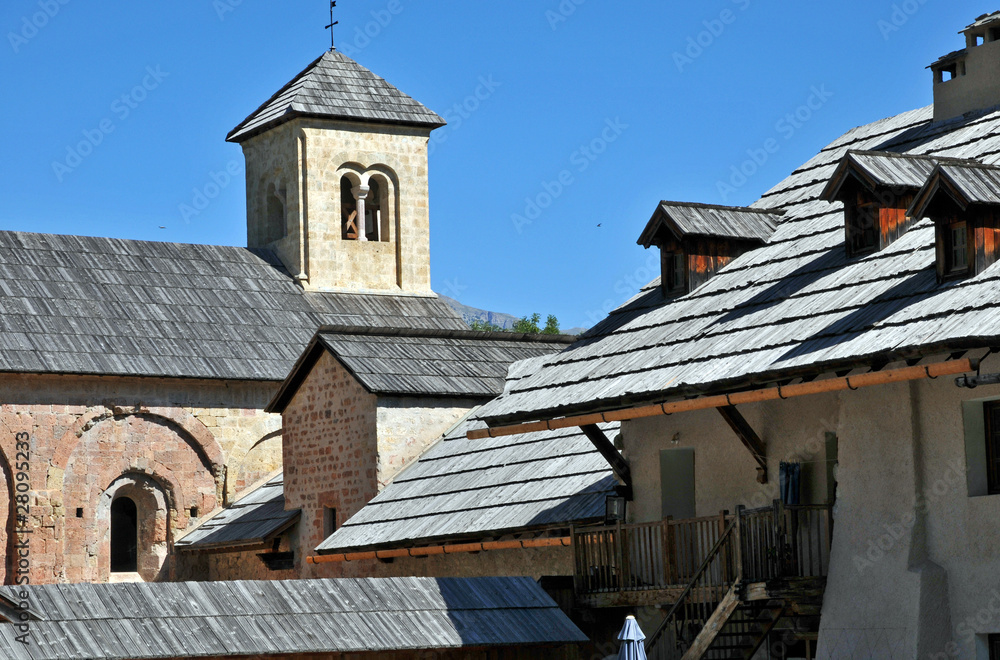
[512,313,541,334]
[542,315,561,335]
[468,313,561,335]
[469,319,506,332]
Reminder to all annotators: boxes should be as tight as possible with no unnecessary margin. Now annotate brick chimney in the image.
[931,12,1000,121]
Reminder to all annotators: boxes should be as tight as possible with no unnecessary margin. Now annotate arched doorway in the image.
[110,497,138,573]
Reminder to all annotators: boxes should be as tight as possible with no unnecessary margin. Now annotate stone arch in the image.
[361,166,399,244]
[53,406,225,486]
[98,473,172,582]
[59,412,218,583]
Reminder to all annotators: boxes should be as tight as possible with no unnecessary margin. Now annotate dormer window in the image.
[909,161,1000,282]
[946,222,969,275]
[821,151,941,258]
[663,252,687,293]
[638,202,780,297]
[845,194,879,256]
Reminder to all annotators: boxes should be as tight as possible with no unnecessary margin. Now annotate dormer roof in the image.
[227,50,446,143]
[909,161,1000,218]
[820,151,946,202]
[638,201,781,248]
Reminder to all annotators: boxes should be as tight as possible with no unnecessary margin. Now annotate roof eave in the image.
[227,110,446,144]
[481,342,994,428]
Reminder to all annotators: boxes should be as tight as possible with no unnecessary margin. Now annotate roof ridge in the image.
[658,200,785,216]
[317,324,577,344]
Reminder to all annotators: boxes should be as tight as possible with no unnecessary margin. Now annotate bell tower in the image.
[227,51,446,294]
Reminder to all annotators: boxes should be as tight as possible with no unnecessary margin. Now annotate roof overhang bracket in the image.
[717,406,768,484]
[580,424,634,500]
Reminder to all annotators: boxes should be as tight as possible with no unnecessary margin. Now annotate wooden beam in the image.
[680,584,741,660]
[580,424,633,498]
[305,536,572,565]
[467,359,977,440]
[718,406,768,484]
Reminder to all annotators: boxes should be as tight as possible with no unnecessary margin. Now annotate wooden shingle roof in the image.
[0,577,587,659]
[266,326,576,411]
[477,104,1000,426]
[227,50,446,143]
[316,413,618,553]
[0,231,466,382]
[174,474,298,551]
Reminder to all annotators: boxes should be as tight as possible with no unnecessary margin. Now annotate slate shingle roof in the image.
[175,474,297,550]
[477,105,1000,425]
[267,327,576,411]
[317,413,618,553]
[0,577,588,659]
[227,50,446,143]
[0,230,465,381]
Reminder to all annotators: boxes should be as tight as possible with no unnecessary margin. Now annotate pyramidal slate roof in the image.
[227,50,446,143]
[477,104,1000,425]
[0,230,466,382]
[0,577,588,659]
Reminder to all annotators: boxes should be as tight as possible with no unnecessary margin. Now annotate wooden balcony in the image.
[571,502,832,610]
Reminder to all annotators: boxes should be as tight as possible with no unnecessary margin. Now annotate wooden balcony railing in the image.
[572,513,732,595]
[572,501,832,601]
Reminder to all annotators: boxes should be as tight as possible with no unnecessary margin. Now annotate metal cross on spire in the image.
[326,1,339,51]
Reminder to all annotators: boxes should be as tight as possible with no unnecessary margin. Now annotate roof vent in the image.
[930,12,1000,122]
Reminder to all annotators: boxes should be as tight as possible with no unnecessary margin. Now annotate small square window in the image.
[76,508,84,518]
[323,507,337,539]
[190,506,199,518]
[985,402,1000,495]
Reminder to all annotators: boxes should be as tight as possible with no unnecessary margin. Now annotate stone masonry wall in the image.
[281,351,378,578]
[375,397,478,489]
[0,373,283,584]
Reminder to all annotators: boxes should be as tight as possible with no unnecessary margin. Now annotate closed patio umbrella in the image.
[617,615,647,660]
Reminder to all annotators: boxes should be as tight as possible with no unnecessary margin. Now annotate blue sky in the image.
[0,1,989,329]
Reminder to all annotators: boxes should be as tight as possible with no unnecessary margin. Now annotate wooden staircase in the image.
[644,503,829,660]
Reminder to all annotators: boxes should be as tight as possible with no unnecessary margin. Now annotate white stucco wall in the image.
[622,353,1000,659]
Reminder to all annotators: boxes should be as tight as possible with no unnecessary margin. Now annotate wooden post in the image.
[773,499,784,578]
[615,520,625,592]
[570,524,580,596]
[665,516,676,585]
[719,510,730,585]
[734,506,745,586]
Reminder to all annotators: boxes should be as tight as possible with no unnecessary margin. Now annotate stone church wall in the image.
[0,373,282,584]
